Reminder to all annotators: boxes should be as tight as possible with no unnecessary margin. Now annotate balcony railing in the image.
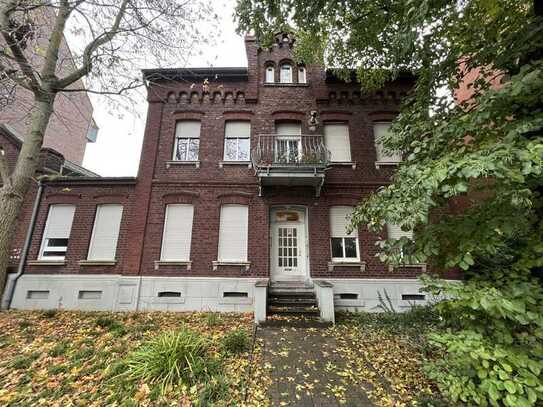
[251,134,330,171]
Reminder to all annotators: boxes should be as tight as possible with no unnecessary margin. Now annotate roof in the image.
[62,159,100,177]
[142,67,248,82]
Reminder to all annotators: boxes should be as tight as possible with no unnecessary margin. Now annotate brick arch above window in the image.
[368,111,399,122]
[171,111,205,120]
[43,193,81,203]
[323,193,360,206]
[91,193,131,203]
[162,191,199,204]
[271,111,305,122]
[216,192,252,205]
[222,110,254,120]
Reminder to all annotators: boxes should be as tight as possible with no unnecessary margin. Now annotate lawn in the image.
[0,309,442,406]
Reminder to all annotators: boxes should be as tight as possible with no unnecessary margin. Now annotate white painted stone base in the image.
[10,274,263,313]
[312,278,452,313]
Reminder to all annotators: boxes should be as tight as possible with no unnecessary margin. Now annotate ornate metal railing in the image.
[251,134,330,171]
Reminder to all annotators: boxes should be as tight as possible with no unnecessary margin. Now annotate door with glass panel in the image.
[275,122,301,164]
[270,207,307,281]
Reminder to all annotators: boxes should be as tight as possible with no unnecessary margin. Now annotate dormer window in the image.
[298,66,306,84]
[280,64,292,83]
[265,66,275,83]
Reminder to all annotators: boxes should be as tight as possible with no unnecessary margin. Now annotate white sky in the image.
[81,0,247,177]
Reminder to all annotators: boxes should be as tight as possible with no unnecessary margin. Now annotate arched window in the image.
[280,64,293,83]
[265,66,275,83]
[298,66,306,84]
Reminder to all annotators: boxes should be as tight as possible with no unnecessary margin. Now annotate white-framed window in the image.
[265,66,275,83]
[218,205,248,262]
[330,206,360,262]
[298,66,306,83]
[280,64,293,83]
[374,122,402,163]
[87,204,123,261]
[174,120,200,161]
[324,122,351,162]
[224,121,250,161]
[275,122,302,163]
[161,204,194,261]
[39,204,76,260]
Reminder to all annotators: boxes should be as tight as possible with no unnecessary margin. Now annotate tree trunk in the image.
[0,95,55,297]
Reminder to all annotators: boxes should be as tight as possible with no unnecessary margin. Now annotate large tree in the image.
[236,0,543,405]
[0,0,216,294]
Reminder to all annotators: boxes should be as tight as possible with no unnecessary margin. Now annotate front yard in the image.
[0,310,441,406]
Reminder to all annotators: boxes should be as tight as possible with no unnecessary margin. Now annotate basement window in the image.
[26,290,49,300]
[157,291,182,298]
[78,290,102,300]
[337,293,358,300]
[401,294,425,301]
[223,292,248,298]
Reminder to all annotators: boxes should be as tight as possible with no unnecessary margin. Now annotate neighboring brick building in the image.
[8,33,457,319]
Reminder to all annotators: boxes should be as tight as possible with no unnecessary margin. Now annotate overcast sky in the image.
[81,0,247,177]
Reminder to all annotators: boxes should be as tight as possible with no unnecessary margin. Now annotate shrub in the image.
[49,342,69,357]
[95,316,126,336]
[41,309,58,319]
[124,329,218,393]
[423,273,543,406]
[222,329,250,354]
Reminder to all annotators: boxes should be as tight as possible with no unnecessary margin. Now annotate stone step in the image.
[268,297,317,307]
[261,314,332,328]
[267,305,320,316]
[268,290,316,298]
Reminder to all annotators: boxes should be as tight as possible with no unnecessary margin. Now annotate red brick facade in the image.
[20,34,439,282]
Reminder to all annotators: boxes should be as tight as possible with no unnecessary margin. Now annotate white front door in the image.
[270,208,308,281]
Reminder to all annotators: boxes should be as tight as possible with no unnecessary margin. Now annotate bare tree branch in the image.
[55,0,129,89]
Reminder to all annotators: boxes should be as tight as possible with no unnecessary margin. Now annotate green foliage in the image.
[423,272,543,406]
[222,328,251,354]
[40,309,57,319]
[95,316,126,336]
[123,329,219,394]
[205,312,222,327]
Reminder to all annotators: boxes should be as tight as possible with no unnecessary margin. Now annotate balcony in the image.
[252,134,330,196]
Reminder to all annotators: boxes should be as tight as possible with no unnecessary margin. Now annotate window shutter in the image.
[225,121,250,138]
[161,204,194,261]
[175,120,201,138]
[218,205,248,261]
[330,206,357,237]
[387,224,413,240]
[276,122,301,136]
[44,205,76,238]
[374,122,401,162]
[324,123,351,162]
[88,204,124,260]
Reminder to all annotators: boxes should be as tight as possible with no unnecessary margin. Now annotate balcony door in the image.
[270,207,309,282]
[275,122,301,164]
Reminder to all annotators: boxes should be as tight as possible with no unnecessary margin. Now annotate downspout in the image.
[1,180,44,309]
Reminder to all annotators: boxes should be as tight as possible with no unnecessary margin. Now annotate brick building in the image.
[7,33,456,320]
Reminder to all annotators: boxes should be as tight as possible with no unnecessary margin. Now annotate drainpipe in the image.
[1,180,44,309]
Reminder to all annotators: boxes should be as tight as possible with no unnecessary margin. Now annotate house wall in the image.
[10,34,459,313]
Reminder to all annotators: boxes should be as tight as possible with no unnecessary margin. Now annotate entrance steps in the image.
[263,281,332,327]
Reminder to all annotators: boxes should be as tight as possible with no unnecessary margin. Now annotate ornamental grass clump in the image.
[125,328,219,393]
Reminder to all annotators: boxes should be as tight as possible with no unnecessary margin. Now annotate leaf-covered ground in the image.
[0,310,440,406]
[0,310,269,406]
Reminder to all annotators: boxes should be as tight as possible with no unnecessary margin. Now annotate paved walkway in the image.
[257,325,378,407]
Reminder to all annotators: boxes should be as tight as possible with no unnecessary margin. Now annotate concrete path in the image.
[257,325,378,407]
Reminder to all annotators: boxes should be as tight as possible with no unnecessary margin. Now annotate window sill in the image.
[79,260,117,266]
[219,161,252,168]
[212,260,251,271]
[388,263,427,272]
[329,161,357,169]
[328,261,366,272]
[154,260,192,271]
[263,82,309,87]
[375,161,400,169]
[166,160,200,169]
[27,260,66,266]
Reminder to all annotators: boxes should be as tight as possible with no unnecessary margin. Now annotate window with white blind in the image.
[265,66,275,83]
[374,122,402,163]
[173,120,200,161]
[276,122,302,163]
[387,224,413,240]
[218,205,248,262]
[298,66,307,83]
[224,121,250,161]
[324,123,351,162]
[87,204,123,261]
[330,206,360,262]
[39,204,76,260]
[161,204,194,261]
[280,64,293,83]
